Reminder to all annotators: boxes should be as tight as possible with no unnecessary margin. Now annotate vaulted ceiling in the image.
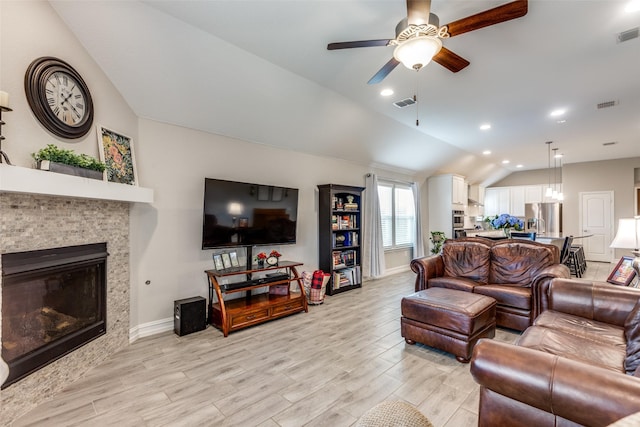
[51,0,640,184]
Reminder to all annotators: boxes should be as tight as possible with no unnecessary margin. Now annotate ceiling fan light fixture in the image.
[393,36,442,70]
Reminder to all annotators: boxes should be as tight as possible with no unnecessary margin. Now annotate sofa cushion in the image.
[441,240,491,284]
[489,241,556,286]
[517,325,625,373]
[534,310,625,349]
[624,299,640,375]
[428,276,478,292]
[473,284,531,310]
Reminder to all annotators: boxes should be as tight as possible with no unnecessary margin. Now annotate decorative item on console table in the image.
[255,251,267,268]
[32,144,105,180]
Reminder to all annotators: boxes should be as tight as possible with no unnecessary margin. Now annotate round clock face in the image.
[266,256,279,266]
[25,57,94,139]
[45,72,87,126]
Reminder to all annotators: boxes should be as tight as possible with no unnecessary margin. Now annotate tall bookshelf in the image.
[318,184,365,295]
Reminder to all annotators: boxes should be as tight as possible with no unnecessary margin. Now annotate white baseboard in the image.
[129,317,173,343]
[381,264,411,277]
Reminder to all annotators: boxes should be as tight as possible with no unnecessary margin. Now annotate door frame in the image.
[578,190,614,262]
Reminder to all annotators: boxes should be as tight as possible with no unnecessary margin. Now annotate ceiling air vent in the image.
[603,141,617,146]
[393,97,416,108]
[597,100,618,109]
[617,27,639,43]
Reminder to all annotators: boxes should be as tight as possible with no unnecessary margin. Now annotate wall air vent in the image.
[597,100,618,109]
[393,97,416,108]
[602,141,617,146]
[617,27,639,43]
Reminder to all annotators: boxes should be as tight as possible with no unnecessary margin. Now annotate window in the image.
[377,181,416,249]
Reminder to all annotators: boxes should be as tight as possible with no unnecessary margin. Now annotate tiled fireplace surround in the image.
[0,192,131,422]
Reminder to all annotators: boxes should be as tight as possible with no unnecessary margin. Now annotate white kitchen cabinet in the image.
[524,185,543,204]
[484,187,510,217]
[510,186,525,217]
[452,175,467,206]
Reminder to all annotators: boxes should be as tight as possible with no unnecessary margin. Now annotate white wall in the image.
[0,1,137,167]
[1,1,420,331]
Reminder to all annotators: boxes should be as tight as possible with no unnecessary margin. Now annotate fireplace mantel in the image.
[0,164,153,203]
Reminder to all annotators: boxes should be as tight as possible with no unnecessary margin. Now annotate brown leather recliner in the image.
[470,278,640,427]
[410,237,570,331]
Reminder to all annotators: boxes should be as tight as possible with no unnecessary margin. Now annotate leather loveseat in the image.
[470,278,640,427]
[410,237,570,331]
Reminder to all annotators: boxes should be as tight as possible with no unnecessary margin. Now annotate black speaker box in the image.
[174,296,206,336]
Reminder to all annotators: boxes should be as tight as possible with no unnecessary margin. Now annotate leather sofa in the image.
[410,237,570,331]
[471,278,640,427]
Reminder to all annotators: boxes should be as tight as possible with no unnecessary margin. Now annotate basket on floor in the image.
[302,270,329,305]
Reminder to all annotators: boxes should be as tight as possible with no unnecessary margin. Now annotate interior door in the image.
[579,191,614,262]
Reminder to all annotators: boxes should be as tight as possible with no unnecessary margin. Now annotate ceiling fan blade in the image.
[406,0,431,26]
[327,40,391,50]
[432,47,470,73]
[444,0,528,37]
[368,58,400,85]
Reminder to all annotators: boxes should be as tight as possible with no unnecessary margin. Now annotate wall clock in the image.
[24,57,94,139]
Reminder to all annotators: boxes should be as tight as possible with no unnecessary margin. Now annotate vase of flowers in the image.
[485,214,525,237]
[255,252,267,267]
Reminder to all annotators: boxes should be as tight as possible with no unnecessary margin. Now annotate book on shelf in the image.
[332,266,361,289]
[331,215,338,230]
[332,250,357,268]
[343,203,358,211]
[333,231,358,248]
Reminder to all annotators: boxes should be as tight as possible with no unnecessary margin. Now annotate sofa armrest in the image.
[531,264,571,319]
[471,339,640,427]
[543,278,640,326]
[410,255,444,292]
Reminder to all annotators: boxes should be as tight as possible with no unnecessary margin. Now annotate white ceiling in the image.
[51,0,640,184]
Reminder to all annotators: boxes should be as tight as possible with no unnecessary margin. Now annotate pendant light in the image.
[552,148,559,199]
[545,141,553,197]
[557,152,564,201]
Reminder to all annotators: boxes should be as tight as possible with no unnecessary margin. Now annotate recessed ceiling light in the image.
[482,150,491,155]
[380,89,394,97]
[502,160,510,164]
[556,119,566,124]
[480,123,491,130]
[626,0,640,12]
[550,109,566,117]
[516,164,523,168]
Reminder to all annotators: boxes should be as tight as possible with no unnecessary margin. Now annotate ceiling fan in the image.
[327,0,528,84]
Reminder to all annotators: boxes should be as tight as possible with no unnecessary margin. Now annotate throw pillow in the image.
[624,299,640,375]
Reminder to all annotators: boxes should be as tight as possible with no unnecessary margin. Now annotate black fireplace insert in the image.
[1,243,107,388]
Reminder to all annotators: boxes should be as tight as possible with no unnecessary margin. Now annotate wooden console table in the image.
[205,261,307,337]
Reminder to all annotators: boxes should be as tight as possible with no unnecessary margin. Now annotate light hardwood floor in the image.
[13,262,613,427]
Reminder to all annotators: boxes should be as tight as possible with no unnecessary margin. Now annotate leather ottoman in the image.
[401,288,496,363]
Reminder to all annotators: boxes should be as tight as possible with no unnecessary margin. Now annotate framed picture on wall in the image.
[96,125,138,185]
[607,256,637,286]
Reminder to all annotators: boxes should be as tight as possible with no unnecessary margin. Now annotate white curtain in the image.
[411,181,425,258]
[363,173,386,279]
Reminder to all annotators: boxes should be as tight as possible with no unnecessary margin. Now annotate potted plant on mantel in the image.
[32,144,106,180]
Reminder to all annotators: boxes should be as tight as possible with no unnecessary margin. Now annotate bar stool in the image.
[566,245,586,278]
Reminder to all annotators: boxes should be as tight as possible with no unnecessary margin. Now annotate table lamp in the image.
[610,216,640,287]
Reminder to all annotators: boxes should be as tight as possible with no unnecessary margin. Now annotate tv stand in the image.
[205,261,307,336]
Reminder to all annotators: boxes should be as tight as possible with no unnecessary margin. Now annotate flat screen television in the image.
[202,178,299,250]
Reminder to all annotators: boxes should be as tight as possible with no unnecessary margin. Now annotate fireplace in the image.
[1,243,107,388]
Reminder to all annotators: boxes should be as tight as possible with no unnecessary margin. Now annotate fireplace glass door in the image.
[1,243,107,388]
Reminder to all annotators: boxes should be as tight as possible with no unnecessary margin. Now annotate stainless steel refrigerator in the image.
[525,203,562,236]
